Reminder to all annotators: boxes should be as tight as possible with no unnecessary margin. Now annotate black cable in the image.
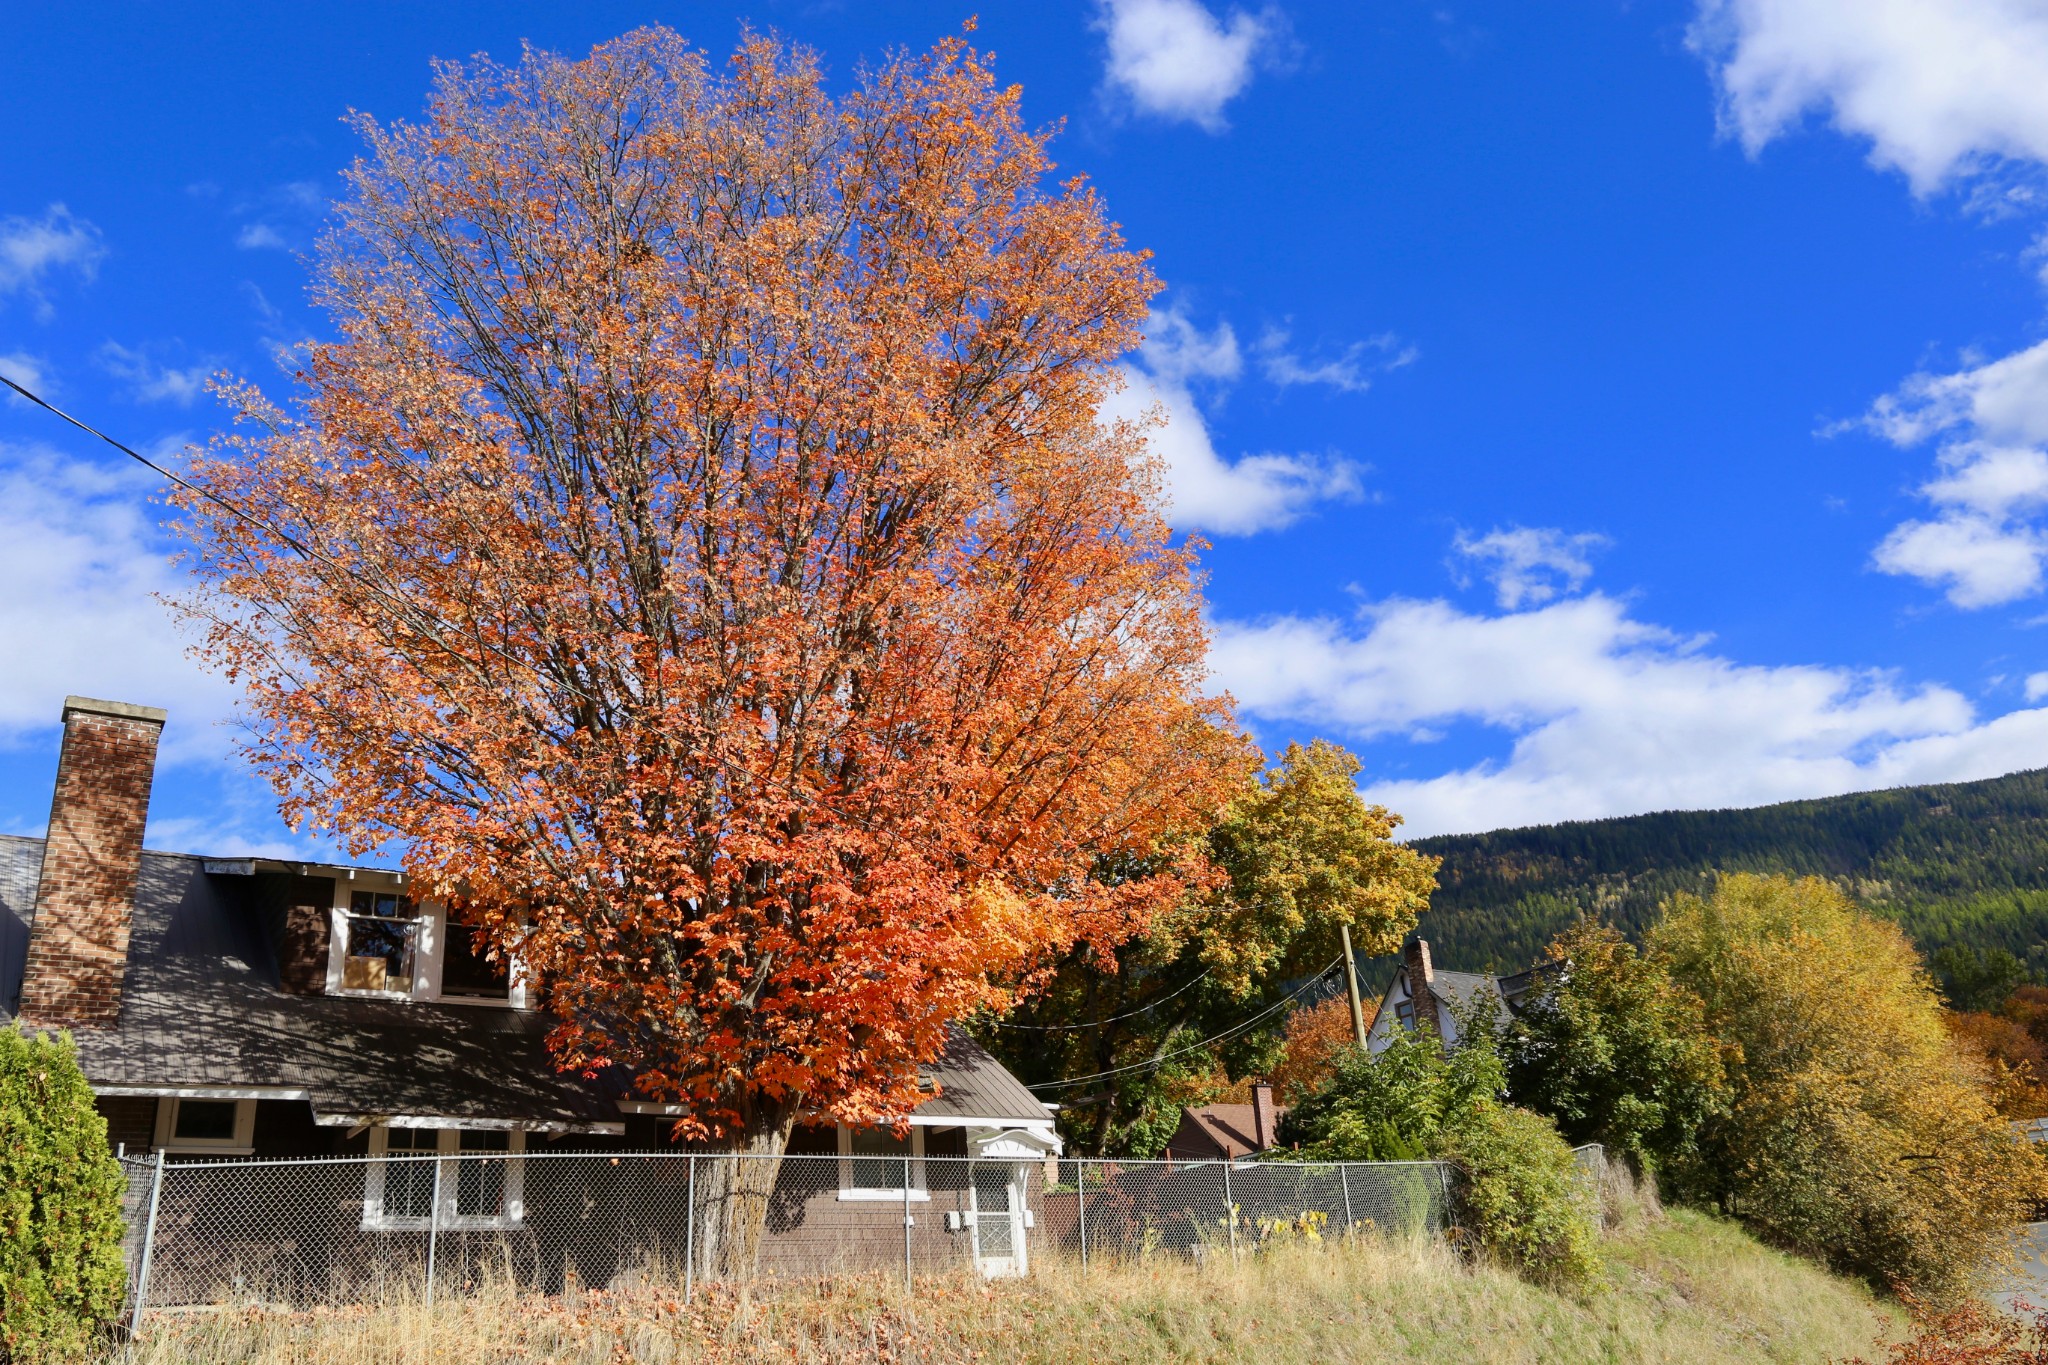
[1024,958,1343,1092]
[983,966,1216,1030]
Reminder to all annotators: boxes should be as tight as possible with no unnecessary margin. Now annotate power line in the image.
[1024,958,1342,1092]
[982,966,1215,1030]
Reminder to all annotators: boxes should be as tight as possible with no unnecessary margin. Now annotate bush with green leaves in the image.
[1440,1099,1602,1288]
[1272,997,1602,1285]
[1,1028,127,1365]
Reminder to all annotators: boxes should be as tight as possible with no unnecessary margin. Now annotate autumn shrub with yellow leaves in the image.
[1652,873,2048,1302]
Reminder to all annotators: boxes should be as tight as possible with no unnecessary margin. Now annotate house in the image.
[1365,936,1555,1053]
[1164,1080,1285,1161]
[0,696,1062,1278]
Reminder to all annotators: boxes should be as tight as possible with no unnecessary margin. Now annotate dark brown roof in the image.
[0,834,1051,1133]
[1164,1100,1290,1161]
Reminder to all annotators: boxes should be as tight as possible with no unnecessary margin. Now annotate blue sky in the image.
[7,0,2048,853]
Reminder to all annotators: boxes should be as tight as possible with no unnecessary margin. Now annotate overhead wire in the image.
[1023,956,1346,1092]
[981,966,1215,1030]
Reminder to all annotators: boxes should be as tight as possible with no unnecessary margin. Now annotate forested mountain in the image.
[1406,769,2048,984]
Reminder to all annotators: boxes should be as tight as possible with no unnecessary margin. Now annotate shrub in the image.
[1841,1296,2048,1364]
[1504,920,1729,1172]
[1274,1013,1503,1161]
[0,1028,127,1365]
[1439,1101,1602,1289]
[1654,873,2048,1302]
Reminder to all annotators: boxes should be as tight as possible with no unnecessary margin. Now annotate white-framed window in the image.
[363,1126,527,1231]
[324,880,530,1009]
[836,1123,928,1202]
[152,1097,257,1154]
[331,890,426,999]
[1394,998,1415,1030]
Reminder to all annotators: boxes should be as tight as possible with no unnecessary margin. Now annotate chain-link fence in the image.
[116,1150,1461,1321]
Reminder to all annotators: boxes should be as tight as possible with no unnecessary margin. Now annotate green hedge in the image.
[1,1028,127,1365]
[1441,1101,1602,1289]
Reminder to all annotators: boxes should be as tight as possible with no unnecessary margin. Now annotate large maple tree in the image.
[175,26,1245,1251]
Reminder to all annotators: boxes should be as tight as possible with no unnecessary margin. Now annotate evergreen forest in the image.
[1408,768,2048,1000]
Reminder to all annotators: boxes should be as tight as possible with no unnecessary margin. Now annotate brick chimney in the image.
[1404,936,1441,1037]
[19,697,166,1028]
[1251,1080,1277,1151]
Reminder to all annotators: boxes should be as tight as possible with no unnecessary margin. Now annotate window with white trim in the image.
[362,1126,526,1230]
[152,1097,257,1154]
[336,891,424,997]
[836,1123,927,1201]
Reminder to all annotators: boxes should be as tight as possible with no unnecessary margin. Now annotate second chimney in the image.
[1251,1080,1277,1151]
[1405,936,1442,1037]
[18,697,166,1028]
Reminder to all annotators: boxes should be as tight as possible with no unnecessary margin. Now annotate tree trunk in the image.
[692,1096,801,1282]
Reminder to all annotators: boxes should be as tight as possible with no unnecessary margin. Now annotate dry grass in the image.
[121,1209,1897,1365]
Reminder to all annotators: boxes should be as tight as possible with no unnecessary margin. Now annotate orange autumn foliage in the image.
[1947,1010,2048,1120]
[1268,993,1364,1105]
[174,28,1246,1144]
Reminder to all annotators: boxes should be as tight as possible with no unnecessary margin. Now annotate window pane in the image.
[849,1128,911,1191]
[455,1131,510,1217]
[342,914,417,994]
[382,1127,437,1220]
[442,922,512,999]
[173,1100,239,1142]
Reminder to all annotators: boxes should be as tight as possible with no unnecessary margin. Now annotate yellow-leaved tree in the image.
[1652,873,2046,1302]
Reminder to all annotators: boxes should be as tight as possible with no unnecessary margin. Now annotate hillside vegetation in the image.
[1407,768,2048,977]
[128,1211,1894,1365]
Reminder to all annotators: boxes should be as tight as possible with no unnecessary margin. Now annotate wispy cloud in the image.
[1209,590,2048,837]
[1101,306,1361,534]
[1254,327,1417,393]
[1095,0,1284,132]
[0,204,106,319]
[235,223,287,251]
[97,342,214,407]
[1861,340,2048,607]
[0,351,54,404]
[1452,526,1610,609]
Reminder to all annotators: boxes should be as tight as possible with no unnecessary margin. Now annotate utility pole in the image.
[1340,924,1370,1052]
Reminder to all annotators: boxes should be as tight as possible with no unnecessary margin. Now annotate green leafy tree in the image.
[1274,995,1600,1286]
[981,740,1438,1154]
[1505,920,1729,1171]
[1,1028,127,1365]
[1653,873,2047,1302]
[1275,1006,1505,1161]
[1930,944,2032,1013]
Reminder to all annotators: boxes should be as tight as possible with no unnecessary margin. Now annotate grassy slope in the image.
[131,1209,1895,1365]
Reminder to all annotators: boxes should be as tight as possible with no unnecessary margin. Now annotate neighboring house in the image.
[1365,936,1555,1053]
[0,696,1060,1277]
[1164,1081,1285,1161]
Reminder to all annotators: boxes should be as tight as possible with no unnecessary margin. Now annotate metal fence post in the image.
[424,1155,443,1309]
[1222,1159,1238,1261]
[1340,1163,1354,1235]
[684,1154,696,1306]
[902,1155,913,1296]
[1076,1159,1088,1271]
[127,1150,166,1337]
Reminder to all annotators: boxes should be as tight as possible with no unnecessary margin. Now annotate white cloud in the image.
[1253,327,1417,394]
[1096,0,1279,132]
[1210,590,2048,837]
[1863,341,2048,607]
[0,442,238,763]
[1104,307,1360,534]
[2027,670,2048,701]
[1690,0,2048,195]
[0,351,53,404]
[97,342,212,407]
[1452,526,1609,609]
[0,204,106,318]
[235,223,287,251]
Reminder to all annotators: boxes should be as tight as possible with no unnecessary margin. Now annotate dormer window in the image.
[321,876,529,1008]
[338,891,423,996]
